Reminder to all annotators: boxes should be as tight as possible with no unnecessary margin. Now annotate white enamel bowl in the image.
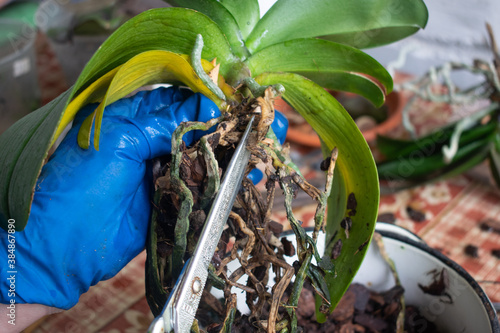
[218,223,499,332]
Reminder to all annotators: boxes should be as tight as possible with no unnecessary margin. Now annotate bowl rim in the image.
[374,222,424,243]
[375,227,500,332]
[281,226,500,332]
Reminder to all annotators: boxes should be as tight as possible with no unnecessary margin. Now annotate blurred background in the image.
[1,0,499,133]
[0,0,170,134]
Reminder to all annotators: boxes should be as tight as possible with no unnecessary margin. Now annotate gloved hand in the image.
[271,110,289,145]
[0,87,220,310]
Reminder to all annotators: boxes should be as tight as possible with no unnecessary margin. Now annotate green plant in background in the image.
[0,0,428,329]
[377,25,500,191]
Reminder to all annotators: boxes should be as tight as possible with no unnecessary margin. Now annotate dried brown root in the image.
[219,293,237,333]
[373,232,405,333]
[264,254,294,333]
[150,88,340,332]
[229,211,255,265]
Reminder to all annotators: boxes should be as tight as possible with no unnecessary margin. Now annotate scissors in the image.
[148,115,256,333]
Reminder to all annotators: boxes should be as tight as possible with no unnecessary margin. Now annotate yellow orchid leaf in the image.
[51,67,120,145]
[75,50,235,150]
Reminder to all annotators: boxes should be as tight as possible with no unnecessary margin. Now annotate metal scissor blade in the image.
[148,115,255,333]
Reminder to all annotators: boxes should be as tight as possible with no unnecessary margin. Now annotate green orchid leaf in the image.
[377,121,497,160]
[436,145,491,181]
[216,0,260,39]
[245,0,428,53]
[245,38,393,106]
[72,7,238,97]
[146,191,169,316]
[378,135,494,181]
[383,143,492,192]
[320,26,423,49]
[376,132,449,160]
[494,132,500,152]
[0,90,72,231]
[255,72,379,318]
[489,136,500,188]
[164,0,250,59]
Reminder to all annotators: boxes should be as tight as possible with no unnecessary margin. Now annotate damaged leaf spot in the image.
[341,217,352,239]
[332,239,343,260]
[320,157,331,171]
[347,192,357,210]
[355,238,370,255]
[347,192,357,216]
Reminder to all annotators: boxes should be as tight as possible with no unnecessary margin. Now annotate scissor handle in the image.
[148,115,256,333]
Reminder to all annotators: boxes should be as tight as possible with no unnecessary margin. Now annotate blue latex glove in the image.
[0,87,220,310]
[271,110,289,146]
[247,110,289,184]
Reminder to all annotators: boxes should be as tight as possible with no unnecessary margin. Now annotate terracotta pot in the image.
[275,91,405,147]
[355,91,405,143]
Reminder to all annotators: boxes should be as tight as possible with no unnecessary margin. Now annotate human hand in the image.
[0,87,221,311]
